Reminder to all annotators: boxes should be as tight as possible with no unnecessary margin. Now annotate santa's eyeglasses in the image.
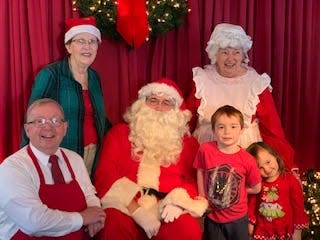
[146,96,176,108]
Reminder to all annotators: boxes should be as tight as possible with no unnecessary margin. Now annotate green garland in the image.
[73,0,189,42]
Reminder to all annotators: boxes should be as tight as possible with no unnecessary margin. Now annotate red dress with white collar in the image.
[248,172,308,239]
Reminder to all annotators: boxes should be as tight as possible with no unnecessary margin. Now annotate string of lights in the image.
[302,169,320,239]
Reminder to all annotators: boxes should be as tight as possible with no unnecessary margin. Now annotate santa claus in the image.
[94,78,208,239]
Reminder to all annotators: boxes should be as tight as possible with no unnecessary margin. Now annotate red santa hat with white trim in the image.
[64,16,101,44]
[138,77,187,110]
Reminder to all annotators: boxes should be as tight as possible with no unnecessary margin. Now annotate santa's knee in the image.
[97,208,145,240]
[158,214,202,240]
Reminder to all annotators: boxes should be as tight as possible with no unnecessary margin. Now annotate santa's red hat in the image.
[64,16,101,43]
[138,78,185,108]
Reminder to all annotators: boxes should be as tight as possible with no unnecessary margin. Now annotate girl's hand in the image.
[292,229,302,240]
[248,223,254,237]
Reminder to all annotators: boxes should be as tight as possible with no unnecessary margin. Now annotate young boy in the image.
[193,105,262,240]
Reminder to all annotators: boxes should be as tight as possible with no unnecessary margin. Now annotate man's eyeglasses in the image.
[146,97,176,108]
[71,38,99,48]
[26,118,66,128]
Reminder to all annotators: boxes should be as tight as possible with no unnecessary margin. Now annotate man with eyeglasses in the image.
[94,78,208,240]
[0,98,106,239]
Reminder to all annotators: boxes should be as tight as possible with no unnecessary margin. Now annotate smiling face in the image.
[215,47,246,78]
[65,32,99,68]
[213,113,243,151]
[24,101,67,155]
[256,148,280,182]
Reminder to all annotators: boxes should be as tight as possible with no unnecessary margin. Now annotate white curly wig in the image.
[205,23,253,65]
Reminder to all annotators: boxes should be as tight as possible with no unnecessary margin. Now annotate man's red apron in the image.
[11,146,90,240]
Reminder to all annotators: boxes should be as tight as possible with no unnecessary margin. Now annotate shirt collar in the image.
[29,143,62,166]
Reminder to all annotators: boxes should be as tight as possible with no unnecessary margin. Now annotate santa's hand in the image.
[132,207,161,238]
[161,204,184,223]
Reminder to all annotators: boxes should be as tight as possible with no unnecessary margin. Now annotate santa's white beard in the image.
[124,99,191,166]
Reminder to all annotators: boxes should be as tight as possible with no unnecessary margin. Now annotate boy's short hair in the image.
[211,105,244,129]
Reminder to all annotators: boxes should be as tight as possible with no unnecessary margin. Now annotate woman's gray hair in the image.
[205,23,252,65]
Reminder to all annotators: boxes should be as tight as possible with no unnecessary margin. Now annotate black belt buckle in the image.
[143,187,167,199]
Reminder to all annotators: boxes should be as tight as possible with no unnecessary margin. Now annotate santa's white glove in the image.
[132,207,161,238]
[160,204,184,223]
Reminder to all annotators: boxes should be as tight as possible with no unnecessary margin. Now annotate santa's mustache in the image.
[125,100,190,166]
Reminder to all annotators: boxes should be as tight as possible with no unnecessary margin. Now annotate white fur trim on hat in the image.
[205,23,252,64]
[64,24,101,43]
[138,82,183,107]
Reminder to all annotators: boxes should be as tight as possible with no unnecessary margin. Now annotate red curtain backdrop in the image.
[0,0,319,171]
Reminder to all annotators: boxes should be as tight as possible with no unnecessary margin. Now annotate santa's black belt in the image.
[143,187,167,199]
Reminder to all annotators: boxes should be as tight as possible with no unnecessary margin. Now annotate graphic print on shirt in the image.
[259,185,285,222]
[207,164,241,208]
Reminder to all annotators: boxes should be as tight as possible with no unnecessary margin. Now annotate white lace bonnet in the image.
[205,23,253,64]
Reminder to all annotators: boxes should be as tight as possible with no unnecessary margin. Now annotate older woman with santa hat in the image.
[22,16,111,176]
[94,78,208,240]
[186,23,297,172]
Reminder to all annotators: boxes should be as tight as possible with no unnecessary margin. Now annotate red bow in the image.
[116,0,149,48]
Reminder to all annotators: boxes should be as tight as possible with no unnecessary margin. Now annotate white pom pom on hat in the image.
[138,78,185,108]
[205,23,252,64]
[64,16,101,44]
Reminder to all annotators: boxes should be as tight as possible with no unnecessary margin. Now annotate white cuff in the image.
[159,188,208,217]
[100,177,141,215]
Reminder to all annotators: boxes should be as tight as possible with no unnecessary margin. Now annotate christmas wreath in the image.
[73,0,189,48]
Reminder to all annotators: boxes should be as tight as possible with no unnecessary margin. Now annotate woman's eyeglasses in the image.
[71,38,99,48]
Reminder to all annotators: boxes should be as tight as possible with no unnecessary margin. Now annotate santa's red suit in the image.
[94,123,207,239]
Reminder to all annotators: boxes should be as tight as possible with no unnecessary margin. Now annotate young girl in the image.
[247,142,308,240]
[194,105,261,240]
